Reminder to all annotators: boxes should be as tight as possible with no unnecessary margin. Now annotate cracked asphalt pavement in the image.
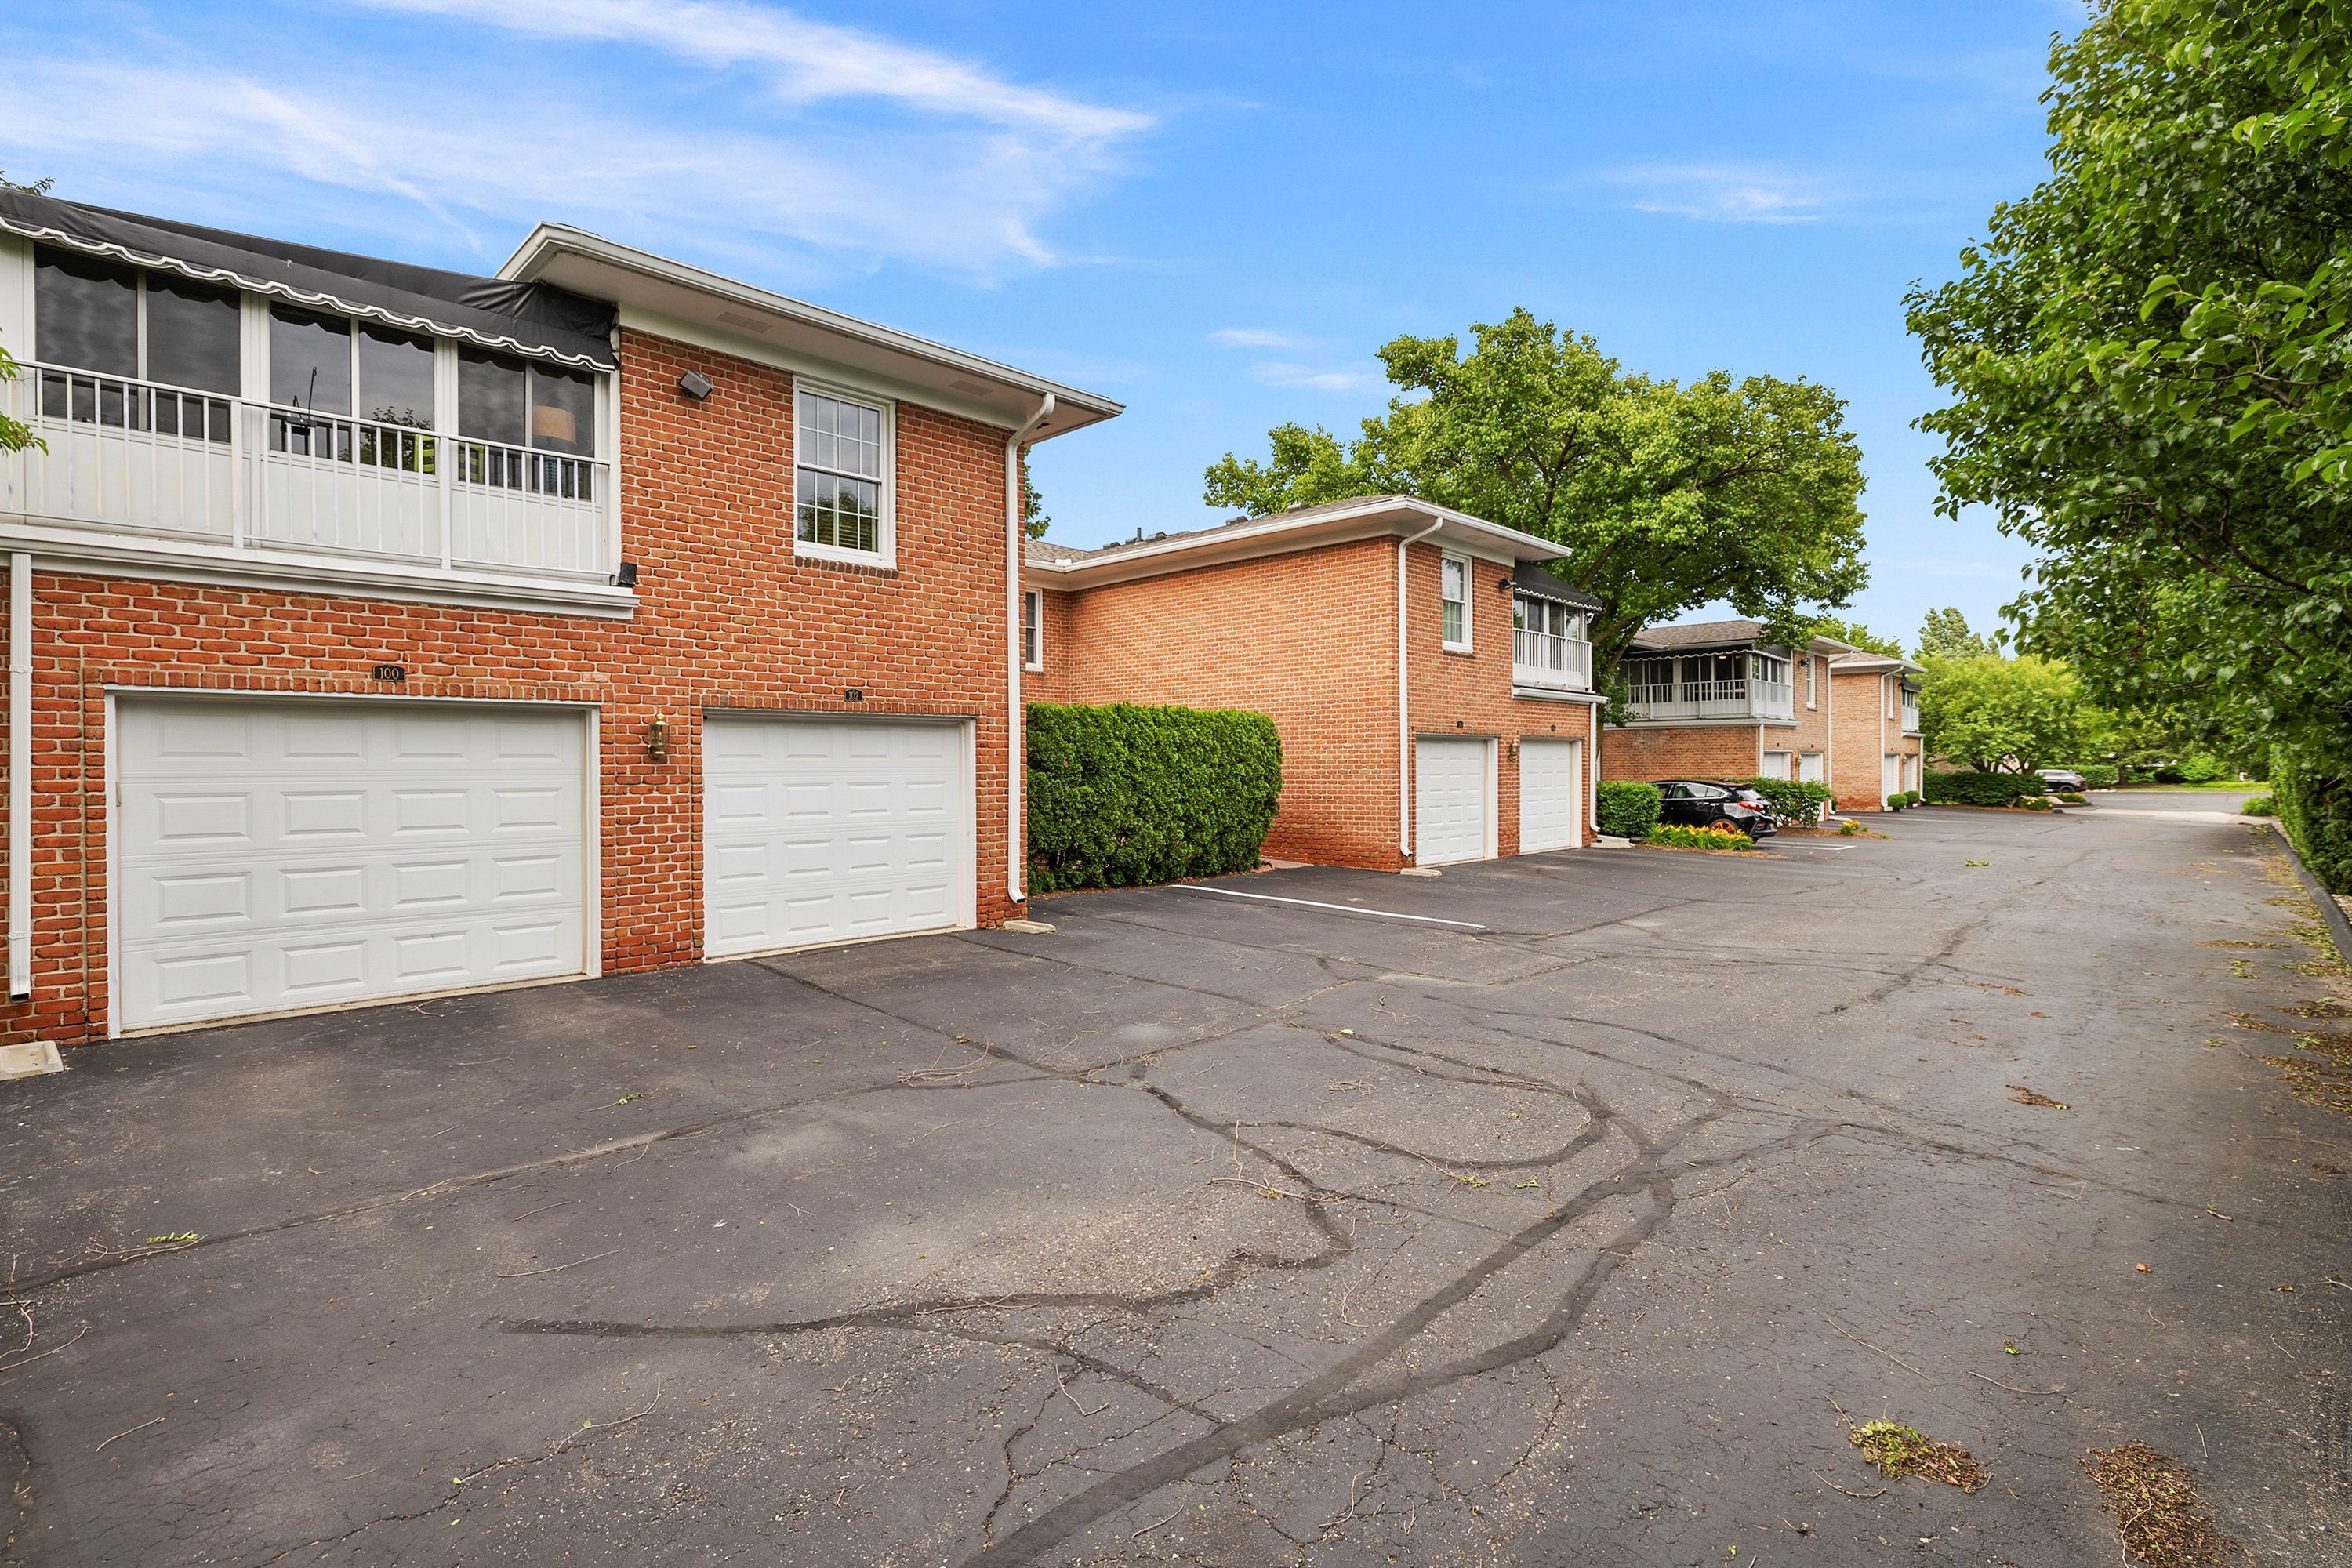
[4,791,2347,1566]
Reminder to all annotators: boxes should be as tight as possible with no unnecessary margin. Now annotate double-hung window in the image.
[1439,555,1470,649]
[1806,656,1817,707]
[1022,590,1044,671]
[796,385,891,561]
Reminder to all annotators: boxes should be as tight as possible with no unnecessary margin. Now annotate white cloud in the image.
[0,4,1150,279]
[1252,361,1381,394]
[344,0,1150,143]
[1605,163,1836,224]
[1209,328,1301,348]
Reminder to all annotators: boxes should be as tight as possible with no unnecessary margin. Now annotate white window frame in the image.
[1806,655,1817,708]
[1886,676,1897,719]
[1022,589,1044,672]
[792,376,897,568]
[1439,554,1472,652]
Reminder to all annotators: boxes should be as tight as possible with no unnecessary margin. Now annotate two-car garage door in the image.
[114,696,590,1033]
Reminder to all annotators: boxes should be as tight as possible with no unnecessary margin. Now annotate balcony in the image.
[1512,626,1593,692]
[1,365,622,608]
[1901,695,1921,735]
[1627,676,1795,723]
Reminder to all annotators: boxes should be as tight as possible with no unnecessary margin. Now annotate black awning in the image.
[1510,559,1603,612]
[0,191,615,368]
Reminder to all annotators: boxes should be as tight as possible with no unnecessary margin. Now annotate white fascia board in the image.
[503,226,1121,441]
[0,521,639,619]
[1511,688,1607,706]
[1025,500,1559,590]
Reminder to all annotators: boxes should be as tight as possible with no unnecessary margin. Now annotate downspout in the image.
[9,553,29,1000]
[1005,394,1054,910]
[1396,518,1444,861]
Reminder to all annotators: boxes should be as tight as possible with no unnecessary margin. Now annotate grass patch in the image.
[1849,1421,1987,1493]
[2081,1443,2241,1568]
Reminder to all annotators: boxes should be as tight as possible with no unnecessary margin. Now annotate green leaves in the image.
[1906,0,2352,782]
[1025,703,1282,891]
[1203,308,1869,681]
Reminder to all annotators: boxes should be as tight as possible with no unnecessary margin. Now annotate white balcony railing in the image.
[1627,676,1795,723]
[1512,627,1593,691]
[2,364,612,582]
[1901,696,1921,735]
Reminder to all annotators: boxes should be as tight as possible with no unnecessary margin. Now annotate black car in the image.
[1653,779,1777,838]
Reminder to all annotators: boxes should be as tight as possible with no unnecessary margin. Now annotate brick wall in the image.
[1030,536,1597,869]
[0,324,1024,1046]
[1599,723,1765,783]
[1828,667,1922,811]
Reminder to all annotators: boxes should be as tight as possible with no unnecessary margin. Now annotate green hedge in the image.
[1735,776,1832,824]
[1025,702,1281,892]
[2242,795,2274,816]
[2271,753,2352,895]
[1597,780,1663,839]
[1922,770,2050,807]
[2078,764,2119,789]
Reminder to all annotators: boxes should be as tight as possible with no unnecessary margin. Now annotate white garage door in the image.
[1760,749,1792,780]
[1520,738,1584,853]
[1414,737,1491,866]
[1798,751,1825,784]
[703,715,970,957]
[115,698,588,1032]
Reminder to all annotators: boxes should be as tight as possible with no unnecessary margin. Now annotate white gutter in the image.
[1396,517,1444,860]
[1005,394,1055,909]
[9,554,29,1000]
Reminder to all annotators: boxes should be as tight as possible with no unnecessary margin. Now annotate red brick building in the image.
[1024,497,1605,870]
[1827,648,1926,811]
[1601,620,1843,793]
[0,193,1119,1054]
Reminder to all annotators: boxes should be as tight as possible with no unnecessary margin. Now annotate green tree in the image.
[1915,607,1997,662]
[0,339,38,457]
[1203,308,1870,679]
[1919,655,2095,773]
[1906,0,2352,782]
[1020,457,1050,539]
[1809,616,1904,658]
[0,172,51,195]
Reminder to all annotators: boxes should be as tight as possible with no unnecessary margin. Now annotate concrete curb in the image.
[2270,820,2352,961]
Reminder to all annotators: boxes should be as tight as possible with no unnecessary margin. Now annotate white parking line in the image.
[1174,884,1488,930]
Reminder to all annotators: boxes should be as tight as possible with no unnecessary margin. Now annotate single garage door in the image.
[114,697,589,1033]
[703,714,970,957]
[1519,738,1584,853]
[1414,736,1491,866]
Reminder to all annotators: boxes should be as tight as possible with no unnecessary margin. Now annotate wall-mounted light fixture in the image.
[644,717,671,761]
[677,369,713,401]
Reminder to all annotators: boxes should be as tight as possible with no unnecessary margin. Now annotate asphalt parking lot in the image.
[3,793,2346,1566]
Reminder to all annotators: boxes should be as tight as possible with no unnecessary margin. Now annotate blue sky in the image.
[2,0,2088,650]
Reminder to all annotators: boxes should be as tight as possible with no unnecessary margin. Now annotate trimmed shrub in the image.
[1597,780,1663,839]
[2271,753,2352,895]
[2078,764,2119,789]
[2177,753,2229,784]
[1646,822,1755,851]
[1025,702,1280,892]
[1736,776,1832,824]
[1922,770,2049,807]
[1886,793,1904,811]
[2242,795,2275,816]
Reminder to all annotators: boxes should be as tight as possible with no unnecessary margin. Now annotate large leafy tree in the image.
[1907,0,2352,778]
[1203,309,1869,677]
[1810,616,1904,658]
[1919,655,2096,772]
[1915,607,1998,662]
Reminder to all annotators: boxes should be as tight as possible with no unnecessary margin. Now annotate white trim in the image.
[790,376,896,570]
[1396,517,1443,858]
[1806,655,1817,709]
[1510,687,1608,705]
[102,687,603,1037]
[7,554,28,999]
[502,227,1120,437]
[0,521,637,618]
[1439,552,1472,652]
[1021,588,1044,672]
